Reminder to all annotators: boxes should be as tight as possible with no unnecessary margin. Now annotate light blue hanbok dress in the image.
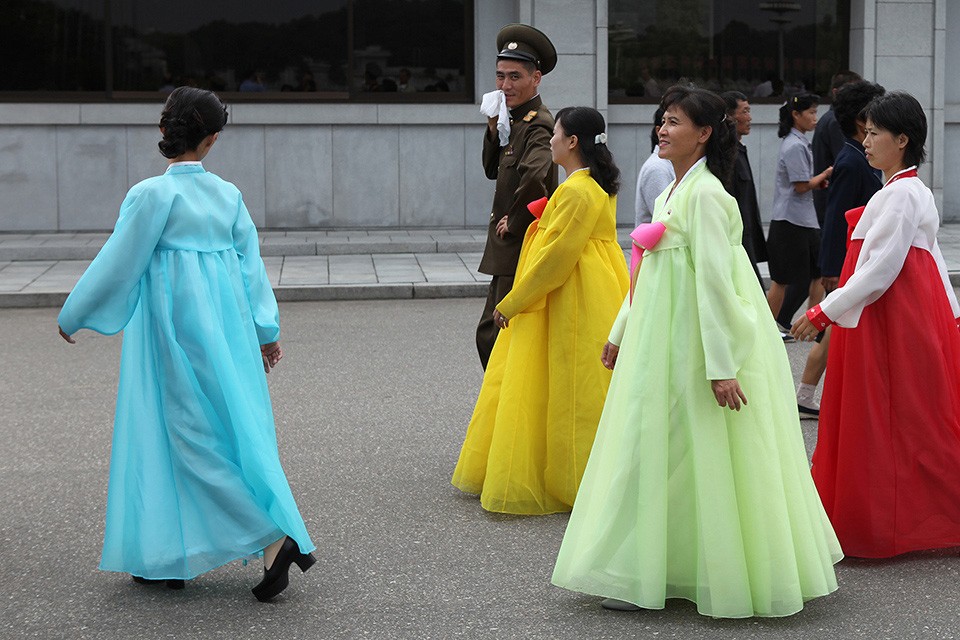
[59,162,314,580]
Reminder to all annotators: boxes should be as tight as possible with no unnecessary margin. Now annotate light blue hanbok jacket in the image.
[59,162,314,579]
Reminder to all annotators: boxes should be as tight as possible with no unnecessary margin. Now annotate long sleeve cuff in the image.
[806,304,833,331]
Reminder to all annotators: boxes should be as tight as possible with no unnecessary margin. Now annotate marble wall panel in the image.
[126,127,169,187]
[202,126,267,226]
[941,125,960,219]
[875,56,934,105]
[56,127,130,230]
[0,127,59,231]
[609,123,640,226]
[231,104,378,125]
[399,126,466,226]
[80,103,163,125]
[876,2,934,56]
[331,126,400,226]
[264,126,334,228]
[476,0,519,98]
[946,0,960,102]
[540,54,597,110]
[534,0,596,54]
[0,104,79,125]
[752,123,782,221]
[464,129,497,227]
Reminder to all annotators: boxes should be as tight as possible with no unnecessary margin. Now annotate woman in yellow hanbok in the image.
[453,106,629,514]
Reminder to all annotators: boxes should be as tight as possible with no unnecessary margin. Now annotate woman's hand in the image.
[59,326,76,344]
[600,342,619,370]
[493,309,509,329]
[261,341,283,373]
[711,378,747,411]
[790,316,820,342]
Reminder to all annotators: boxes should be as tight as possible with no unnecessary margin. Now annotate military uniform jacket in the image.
[478,95,558,275]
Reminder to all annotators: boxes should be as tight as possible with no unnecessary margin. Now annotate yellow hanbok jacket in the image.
[452,169,629,514]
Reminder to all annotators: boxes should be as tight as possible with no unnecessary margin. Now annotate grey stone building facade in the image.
[0,0,955,231]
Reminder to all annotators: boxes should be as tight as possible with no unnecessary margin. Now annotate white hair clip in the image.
[595,132,607,144]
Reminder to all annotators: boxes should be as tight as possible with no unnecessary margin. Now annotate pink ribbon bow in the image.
[629,222,666,301]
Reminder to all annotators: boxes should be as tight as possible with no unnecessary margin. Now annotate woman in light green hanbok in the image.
[551,86,842,618]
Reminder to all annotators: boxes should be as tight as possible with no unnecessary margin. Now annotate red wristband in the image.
[806,304,832,331]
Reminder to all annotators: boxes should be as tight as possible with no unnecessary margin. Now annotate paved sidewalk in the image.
[4,225,960,307]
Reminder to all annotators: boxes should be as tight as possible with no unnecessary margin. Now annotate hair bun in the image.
[157,87,228,158]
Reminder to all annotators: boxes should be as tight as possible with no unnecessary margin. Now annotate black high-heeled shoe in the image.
[251,537,315,602]
[131,575,185,590]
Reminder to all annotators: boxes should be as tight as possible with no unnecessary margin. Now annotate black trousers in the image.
[476,275,514,370]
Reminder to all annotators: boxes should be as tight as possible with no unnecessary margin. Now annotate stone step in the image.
[0,229,642,261]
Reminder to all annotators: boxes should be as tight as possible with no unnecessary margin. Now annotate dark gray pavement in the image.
[2,299,960,639]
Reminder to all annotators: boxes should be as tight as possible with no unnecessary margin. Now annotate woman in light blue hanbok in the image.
[58,87,315,602]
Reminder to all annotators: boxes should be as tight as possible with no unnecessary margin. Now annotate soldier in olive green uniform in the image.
[476,24,559,369]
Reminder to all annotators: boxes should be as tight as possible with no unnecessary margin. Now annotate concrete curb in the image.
[0,239,639,261]
[0,281,490,308]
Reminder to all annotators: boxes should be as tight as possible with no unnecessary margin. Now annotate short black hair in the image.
[721,90,748,115]
[862,91,927,167]
[830,70,863,92]
[833,81,885,138]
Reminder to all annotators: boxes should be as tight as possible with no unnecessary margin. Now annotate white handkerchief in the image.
[480,90,510,147]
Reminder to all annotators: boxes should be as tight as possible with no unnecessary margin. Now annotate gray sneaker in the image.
[600,598,642,612]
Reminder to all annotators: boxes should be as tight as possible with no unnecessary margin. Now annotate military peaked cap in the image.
[496,23,557,75]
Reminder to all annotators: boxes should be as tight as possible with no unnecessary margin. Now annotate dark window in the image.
[2,0,472,101]
[609,0,850,102]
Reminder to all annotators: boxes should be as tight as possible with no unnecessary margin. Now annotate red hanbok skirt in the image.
[812,238,960,557]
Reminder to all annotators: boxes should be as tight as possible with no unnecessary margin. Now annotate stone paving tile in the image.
[21,260,91,292]
[328,254,377,284]
[0,238,47,247]
[39,236,84,246]
[372,254,426,283]
[83,234,110,246]
[416,253,476,282]
[261,235,309,244]
[453,253,492,282]
[0,261,56,291]
[262,256,283,285]
[6,224,960,301]
[0,233,39,242]
[278,256,329,286]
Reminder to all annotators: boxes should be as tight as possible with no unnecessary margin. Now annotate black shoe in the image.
[132,575,185,590]
[252,537,316,602]
[797,402,820,417]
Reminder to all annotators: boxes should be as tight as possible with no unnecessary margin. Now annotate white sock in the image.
[797,382,817,400]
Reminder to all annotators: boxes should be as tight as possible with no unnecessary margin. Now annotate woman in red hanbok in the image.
[792,91,960,558]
